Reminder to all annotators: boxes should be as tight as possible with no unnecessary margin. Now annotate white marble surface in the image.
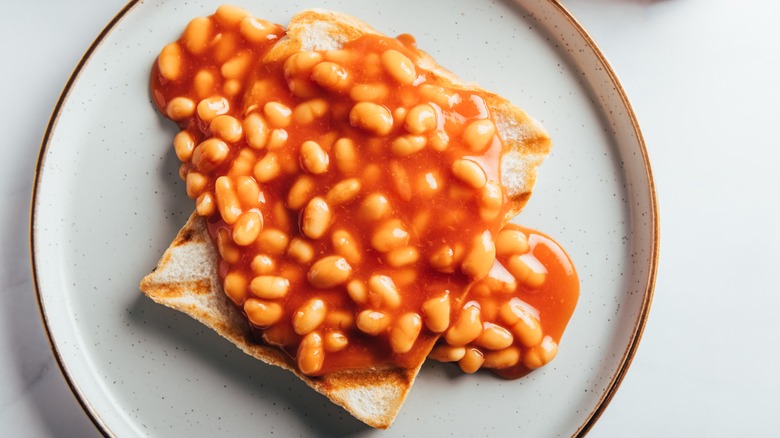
[2,0,778,436]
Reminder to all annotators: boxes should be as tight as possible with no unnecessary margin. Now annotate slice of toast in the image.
[141,212,416,428]
[265,9,552,220]
[141,8,552,429]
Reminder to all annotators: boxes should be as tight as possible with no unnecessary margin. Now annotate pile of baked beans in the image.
[152,5,578,379]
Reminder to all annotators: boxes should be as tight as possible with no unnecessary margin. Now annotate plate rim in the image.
[543,2,659,435]
[28,1,658,436]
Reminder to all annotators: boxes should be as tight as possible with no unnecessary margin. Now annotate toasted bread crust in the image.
[141,9,553,429]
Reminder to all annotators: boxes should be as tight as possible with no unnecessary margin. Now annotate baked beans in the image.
[150,8,578,381]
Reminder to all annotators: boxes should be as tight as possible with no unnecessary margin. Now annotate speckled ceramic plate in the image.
[31,0,657,436]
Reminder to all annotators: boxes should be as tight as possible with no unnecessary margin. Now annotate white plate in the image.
[31,0,657,436]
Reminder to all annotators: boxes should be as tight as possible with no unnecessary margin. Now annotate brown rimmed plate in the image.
[31,0,657,435]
